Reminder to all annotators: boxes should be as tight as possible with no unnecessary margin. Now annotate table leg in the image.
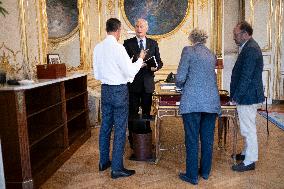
[224,118,228,148]
[218,117,223,148]
[154,115,161,164]
[232,117,238,165]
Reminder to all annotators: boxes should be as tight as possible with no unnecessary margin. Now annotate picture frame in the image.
[121,0,189,39]
[47,54,61,64]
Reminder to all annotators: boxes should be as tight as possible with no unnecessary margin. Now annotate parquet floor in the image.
[41,114,284,189]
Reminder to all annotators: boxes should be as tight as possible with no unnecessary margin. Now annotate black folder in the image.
[144,56,158,68]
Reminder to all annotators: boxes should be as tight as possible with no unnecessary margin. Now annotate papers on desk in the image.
[160,83,182,93]
[160,83,175,90]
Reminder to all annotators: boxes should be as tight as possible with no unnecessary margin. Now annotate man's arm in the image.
[175,47,190,89]
[117,45,146,82]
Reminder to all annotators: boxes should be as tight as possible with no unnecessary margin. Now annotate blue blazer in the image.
[230,38,265,105]
[175,44,221,115]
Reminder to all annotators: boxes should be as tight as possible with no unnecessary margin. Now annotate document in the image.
[160,83,176,90]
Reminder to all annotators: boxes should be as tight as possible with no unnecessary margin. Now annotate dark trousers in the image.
[129,91,152,117]
[182,112,217,181]
[99,84,128,171]
[128,91,152,145]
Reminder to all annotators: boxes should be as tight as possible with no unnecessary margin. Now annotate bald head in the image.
[135,19,148,39]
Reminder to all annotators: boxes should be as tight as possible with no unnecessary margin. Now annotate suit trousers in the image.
[99,84,128,171]
[182,112,217,181]
[129,91,152,116]
[236,104,258,162]
[128,91,152,136]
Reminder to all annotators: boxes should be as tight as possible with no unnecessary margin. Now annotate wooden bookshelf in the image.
[0,74,91,189]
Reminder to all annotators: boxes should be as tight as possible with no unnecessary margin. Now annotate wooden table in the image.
[152,82,239,164]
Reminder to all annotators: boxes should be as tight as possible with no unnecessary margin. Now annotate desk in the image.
[152,83,239,164]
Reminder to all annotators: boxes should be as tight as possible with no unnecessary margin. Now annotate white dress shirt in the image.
[93,35,143,85]
[136,37,146,49]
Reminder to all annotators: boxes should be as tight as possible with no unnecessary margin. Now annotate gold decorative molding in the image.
[107,0,115,14]
[39,0,48,64]
[18,0,29,65]
[199,0,208,11]
[78,0,92,71]
[49,26,79,45]
[78,0,85,70]
[119,0,191,39]
[98,0,102,40]
[0,43,22,78]
[0,43,21,63]
[34,0,41,63]
[48,32,79,50]
[0,52,13,72]
[210,0,223,88]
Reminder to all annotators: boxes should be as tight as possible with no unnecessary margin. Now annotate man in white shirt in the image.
[93,18,146,179]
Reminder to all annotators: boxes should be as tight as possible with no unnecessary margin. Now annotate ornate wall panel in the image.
[262,69,271,98]
[246,0,272,52]
[0,0,44,80]
[263,55,273,98]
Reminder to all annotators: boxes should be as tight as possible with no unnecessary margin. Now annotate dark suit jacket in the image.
[230,38,265,105]
[123,37,163,93]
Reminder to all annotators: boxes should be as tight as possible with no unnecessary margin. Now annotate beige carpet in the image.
[40,115,284,189]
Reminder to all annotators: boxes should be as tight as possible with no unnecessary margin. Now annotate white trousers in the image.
[236,104,258,162]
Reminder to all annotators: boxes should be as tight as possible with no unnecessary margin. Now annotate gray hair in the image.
[188,28,208,44]
[135,18,149,29]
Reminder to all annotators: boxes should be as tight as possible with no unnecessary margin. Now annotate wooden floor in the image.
[259,103,284,113]
[40,114,284,189]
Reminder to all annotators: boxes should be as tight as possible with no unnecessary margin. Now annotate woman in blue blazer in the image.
[176,28,221,185]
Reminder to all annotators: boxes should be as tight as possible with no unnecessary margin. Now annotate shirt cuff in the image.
[136,58,143,64]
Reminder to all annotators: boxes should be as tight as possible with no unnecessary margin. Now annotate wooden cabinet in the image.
[0,74,91,189]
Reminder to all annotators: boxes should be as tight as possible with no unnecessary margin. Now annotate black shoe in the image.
[178,173,198,185]
[99,161,111,171]
[232,162,255,172]
[231,153,245,161]
[111,168,136,179]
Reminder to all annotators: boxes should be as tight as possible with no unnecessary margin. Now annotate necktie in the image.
[139,39,144,50]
